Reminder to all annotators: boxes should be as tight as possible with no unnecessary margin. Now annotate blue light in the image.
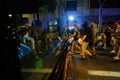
[69,16,74,21]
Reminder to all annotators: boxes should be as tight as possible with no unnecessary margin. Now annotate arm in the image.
[58,36,62,42]
[108,26,114,32]
[71,27,78,37]
[78,35,87,45]
[64,27,69,38]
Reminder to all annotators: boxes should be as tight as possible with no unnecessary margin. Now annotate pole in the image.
[98,1,103,32]
[98,0,106,32]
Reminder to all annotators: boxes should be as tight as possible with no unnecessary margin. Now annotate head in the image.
[83,21,89,28]
[74,24,78,28]
[114,22,120,27]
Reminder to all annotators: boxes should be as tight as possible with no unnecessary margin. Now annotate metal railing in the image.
[47,40,70,80]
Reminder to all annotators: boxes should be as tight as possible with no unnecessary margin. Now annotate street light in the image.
[68,16,74,21]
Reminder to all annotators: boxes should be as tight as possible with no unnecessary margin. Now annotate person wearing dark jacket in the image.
[80,21,93,59]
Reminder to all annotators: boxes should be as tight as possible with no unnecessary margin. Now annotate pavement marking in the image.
[21,68,52,73]
[88,70,120,77]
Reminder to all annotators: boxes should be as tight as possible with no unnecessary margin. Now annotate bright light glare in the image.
[8,14,12,17]
[68,26,74,30]
[69,16,74,21]
[88,70,120,77]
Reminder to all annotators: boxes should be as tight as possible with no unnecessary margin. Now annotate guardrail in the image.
[47,40,69,80]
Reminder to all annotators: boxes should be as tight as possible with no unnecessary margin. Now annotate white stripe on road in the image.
[21,68,52,73]
[88,70,120,77]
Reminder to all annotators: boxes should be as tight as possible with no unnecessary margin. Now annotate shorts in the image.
[82,41,89,50]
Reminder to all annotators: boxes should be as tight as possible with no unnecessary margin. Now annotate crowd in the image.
[17,17,120,61]
[57,21,120,61]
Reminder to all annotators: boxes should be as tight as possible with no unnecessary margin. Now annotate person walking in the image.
[80,21,93,59]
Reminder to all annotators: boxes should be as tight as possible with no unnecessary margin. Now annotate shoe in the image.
[89,56,93,59]
[69,51,73,55]
[103,47,107,49]
[93,54,96,56]
[39,51,42,54]
[110,50,116,53]
[113,56,120,60]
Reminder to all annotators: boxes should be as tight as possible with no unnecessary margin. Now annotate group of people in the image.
[17,17,120,61]
[58,22,97,59]
[17,17,42,59]
[108,22,120,60]
[97,21,120,61]
[57,21,120,61]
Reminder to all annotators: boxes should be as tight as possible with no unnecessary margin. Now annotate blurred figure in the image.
[90,22,98,41]
[110,22,120,53]
[64,24,79,54]
[96,29,107,49]
[89,22,97,55]
[71,24,81,53]
[80,22,93,59]
[113,45,120,60]
[112,22,120,60]
[17,17,39,59]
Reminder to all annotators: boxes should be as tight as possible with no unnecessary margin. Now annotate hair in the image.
[114,22,120,25]
[21,17,29,25]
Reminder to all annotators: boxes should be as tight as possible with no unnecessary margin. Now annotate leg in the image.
[113,46,120,60]
[81,42,93,59]
[83,49,93,56]
[91,45,96,55]
[71,42,74,53]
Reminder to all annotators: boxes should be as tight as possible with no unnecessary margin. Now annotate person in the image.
[17,17,39,59]
[80,21,93,59]
[64,24,79,54]
[32,20,43,54]
[90,22,98,40]
[113,45,120,60]
[110,22,120,54]
[113,37,120,60]
[96,28,107,49]
[112,22,120,60]
[71,24,81,53]
[89,22,97,55]
[60,24,91,60]
[56,25,81,56]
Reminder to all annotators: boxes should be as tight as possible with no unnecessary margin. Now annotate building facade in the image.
[56,0,120,29]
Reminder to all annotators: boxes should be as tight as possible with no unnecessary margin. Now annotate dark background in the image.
[0,0,56,13]
[90,0,120,8]
[1,0,120,13]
